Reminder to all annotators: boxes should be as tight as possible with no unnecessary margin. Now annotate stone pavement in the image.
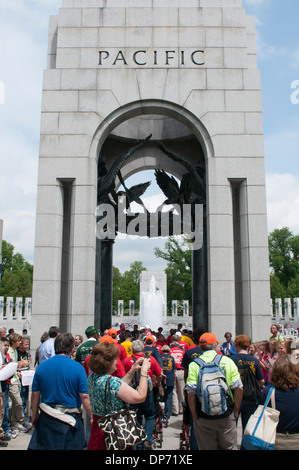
[2,413,242,451]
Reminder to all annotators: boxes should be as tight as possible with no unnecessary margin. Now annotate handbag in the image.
[242,386,280,450]
[97,376,146,450]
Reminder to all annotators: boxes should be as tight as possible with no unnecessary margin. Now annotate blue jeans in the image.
[133,390,156,446]
[239,400,258,433]
[20,385,29,420]
[164,386,174,419]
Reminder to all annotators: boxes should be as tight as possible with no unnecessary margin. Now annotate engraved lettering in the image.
[112,50,127,65]
[133,50,147,66]
[165,50,176,65]
[191,50,205,65]
[99,50,109,65]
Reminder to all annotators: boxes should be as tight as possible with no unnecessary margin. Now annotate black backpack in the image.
[130,356,152,396]
[242,364,261,401]
[130,356,142,390]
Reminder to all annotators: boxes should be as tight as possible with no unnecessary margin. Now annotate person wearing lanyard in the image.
[222,332,236,356]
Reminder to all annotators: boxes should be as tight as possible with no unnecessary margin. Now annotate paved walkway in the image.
[2,413,242,451]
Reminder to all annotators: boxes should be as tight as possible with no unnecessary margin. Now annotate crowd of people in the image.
[0,321,299,450]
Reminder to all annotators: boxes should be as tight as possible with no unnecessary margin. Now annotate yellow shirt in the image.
[121,341,133,356]
[181,335,194,347]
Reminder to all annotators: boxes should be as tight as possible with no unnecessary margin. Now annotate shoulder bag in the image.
[241,386,280,450]
[97,376,146,450]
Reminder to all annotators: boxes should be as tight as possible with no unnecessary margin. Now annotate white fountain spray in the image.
[139,275,166,331]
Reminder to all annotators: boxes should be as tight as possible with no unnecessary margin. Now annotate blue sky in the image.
[0,0,298,273]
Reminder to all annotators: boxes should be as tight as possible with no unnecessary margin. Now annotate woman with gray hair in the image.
[132,339,145,353]
[123,339,164,450]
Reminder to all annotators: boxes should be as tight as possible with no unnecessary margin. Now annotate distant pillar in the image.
[129,300,135,316]
[283,298,292,323]
[275,298,283,322]
[118,300,124,316]
[183,300,189,317]
[293,298,299,323]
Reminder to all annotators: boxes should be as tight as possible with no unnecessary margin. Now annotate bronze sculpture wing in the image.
[154,168,180,204]
[154,140,205,196]
[97,134,152,202]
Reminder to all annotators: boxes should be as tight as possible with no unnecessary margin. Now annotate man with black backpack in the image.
[186,333,243,450]
[230,335,264,435]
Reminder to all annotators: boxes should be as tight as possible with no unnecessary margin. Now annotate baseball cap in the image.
[145,335,155,343]
[108,328,117,338]
[100,335,117,343]
[85,326,98,336]
[199,333,220,345]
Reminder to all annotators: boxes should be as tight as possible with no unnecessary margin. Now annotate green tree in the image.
[287,274,299,299]
[112,266,123,312]
[269,227,299,295]
[0,240,33,298]
[112,261,147,311]
[270,273,287,300]
[1,240,14,271]
[154,236,192,310]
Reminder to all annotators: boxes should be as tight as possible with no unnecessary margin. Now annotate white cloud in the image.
[266,173,299,235]
[113,237,168,274]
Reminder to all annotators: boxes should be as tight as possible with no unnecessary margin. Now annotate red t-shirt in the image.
[123,353,162,382]
[179,340,189,351]
[83,354,125,378]
[170,346,185,369]
[116,343,127,362]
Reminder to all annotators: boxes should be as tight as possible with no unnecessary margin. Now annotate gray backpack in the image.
[194,354,232,417]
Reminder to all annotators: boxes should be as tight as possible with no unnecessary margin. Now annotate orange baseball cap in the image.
[145,335,155,343]
[100,335,117,343]
[199,333,220,345]
[108,328,117,338]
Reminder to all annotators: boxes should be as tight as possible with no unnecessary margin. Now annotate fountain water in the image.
[139,275,166,331]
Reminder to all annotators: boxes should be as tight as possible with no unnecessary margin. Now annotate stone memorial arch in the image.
[31,0,271,349]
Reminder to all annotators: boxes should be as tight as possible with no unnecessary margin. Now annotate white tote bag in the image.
[242,386,280,450]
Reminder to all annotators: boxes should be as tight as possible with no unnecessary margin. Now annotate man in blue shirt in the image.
[28,333,92,450]
[38,326,60,363]
[222,332,236,356]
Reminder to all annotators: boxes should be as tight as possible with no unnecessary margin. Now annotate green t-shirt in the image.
[75,338,98,365]
[8,347,19,384]
[269,334,284,342]
[186,350,241,400]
